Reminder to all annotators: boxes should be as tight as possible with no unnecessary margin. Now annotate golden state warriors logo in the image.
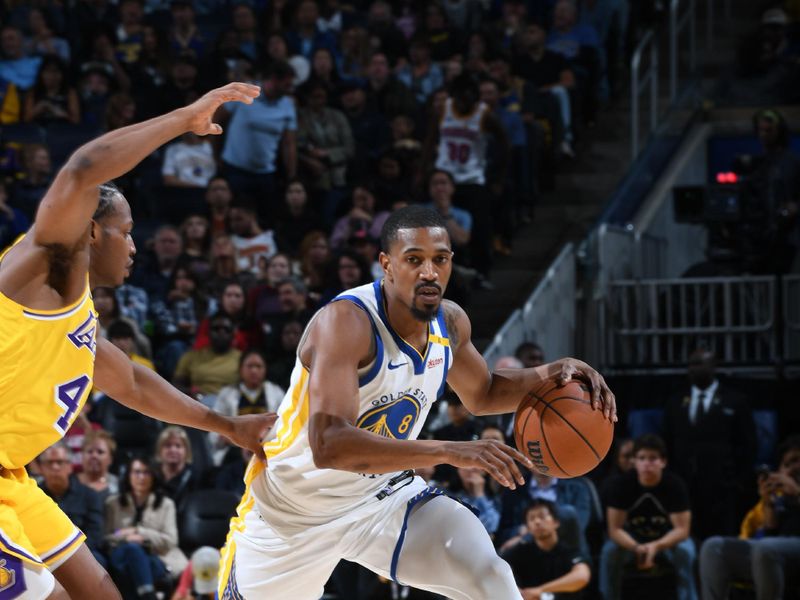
[357,394,422,439]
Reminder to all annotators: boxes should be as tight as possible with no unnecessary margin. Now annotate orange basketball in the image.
[514,379,614,478]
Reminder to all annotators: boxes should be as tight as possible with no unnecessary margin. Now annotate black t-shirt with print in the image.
[607,470,690,542]
[502,539,589,598]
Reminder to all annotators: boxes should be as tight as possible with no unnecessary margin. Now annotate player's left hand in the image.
[556,357,617,423]
[185,82,261,136]
[226,412,278,461]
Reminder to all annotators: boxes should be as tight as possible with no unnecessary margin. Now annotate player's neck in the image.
[383,288,429,352]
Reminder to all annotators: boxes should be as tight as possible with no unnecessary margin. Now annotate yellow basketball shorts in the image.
[0,467,85,569]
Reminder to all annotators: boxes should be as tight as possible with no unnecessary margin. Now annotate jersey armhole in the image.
[329,296,384,387]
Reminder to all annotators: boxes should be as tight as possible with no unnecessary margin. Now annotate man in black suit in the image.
[662,348,756,540]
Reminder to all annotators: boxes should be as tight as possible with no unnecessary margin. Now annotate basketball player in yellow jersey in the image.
[0,82,273,599]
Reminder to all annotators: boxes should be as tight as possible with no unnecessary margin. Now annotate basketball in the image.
[514,379,614,478]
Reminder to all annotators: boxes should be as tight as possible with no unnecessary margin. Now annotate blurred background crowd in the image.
[1,0,799,598]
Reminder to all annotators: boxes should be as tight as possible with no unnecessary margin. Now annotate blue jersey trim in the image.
[0,529,42,564]
[332,294,384,387]
[372,280,433,376]
[389,487,446,584]
[435,308,450,398]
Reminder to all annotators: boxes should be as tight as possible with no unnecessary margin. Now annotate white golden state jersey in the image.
[251,280,451,537]
[434,97,489,185]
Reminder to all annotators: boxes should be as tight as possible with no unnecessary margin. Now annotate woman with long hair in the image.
[155,426,197,511]
[194,281,261,351]
[247,252,293,325]
[23,55,80,124]
[105,456,188,598]
[319,247,373,304]
[297,230,330,302]
[179,213,212,278]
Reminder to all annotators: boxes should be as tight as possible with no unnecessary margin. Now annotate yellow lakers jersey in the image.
[0,245,97,469]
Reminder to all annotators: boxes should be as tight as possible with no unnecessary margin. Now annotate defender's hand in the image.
[185,82,260,136]
[556,357,617,423]
[225,412,278,461]
[445,440,532,489]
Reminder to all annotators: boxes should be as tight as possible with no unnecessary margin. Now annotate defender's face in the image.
[381,227,452,322]
[91,195,136,287]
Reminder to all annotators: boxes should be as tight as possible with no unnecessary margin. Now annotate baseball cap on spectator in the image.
[762,8,788,25]
[191,546,221,595]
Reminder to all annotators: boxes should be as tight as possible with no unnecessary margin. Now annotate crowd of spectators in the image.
[27,334,800,599]
[6,0,795,598]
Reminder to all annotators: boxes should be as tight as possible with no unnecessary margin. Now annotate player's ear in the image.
[379,251,392,280]
[89,220,99,244]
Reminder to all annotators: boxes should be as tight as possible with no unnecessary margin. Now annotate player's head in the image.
[90,182,136,287]
[633,433,667,486]
[524,499,560,541]
[379,205,452,322]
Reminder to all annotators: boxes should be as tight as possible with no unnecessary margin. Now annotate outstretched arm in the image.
[33,82,260,250]
[444,301,616,421]
[306,302,532,488]
[94,337,274,459]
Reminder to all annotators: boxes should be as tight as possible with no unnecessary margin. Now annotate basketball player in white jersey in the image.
[423,74,509,280]
[219,205,616,600]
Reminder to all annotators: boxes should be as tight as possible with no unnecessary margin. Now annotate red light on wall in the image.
[715,172,738,184]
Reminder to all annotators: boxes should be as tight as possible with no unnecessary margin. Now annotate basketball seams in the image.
[539,410,570,477]
[545,399,602,461]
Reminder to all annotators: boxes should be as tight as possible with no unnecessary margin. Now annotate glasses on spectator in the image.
[130,468,152,477]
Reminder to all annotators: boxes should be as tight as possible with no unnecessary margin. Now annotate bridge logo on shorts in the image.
[0,556,24,595]
[357,394,422,439]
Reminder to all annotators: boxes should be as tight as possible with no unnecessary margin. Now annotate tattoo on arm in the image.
[444,303,460,350]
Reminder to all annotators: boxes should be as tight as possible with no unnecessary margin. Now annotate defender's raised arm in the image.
[32,82,259,249]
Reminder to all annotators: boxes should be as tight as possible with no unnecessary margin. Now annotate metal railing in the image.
[600,276,789,373]
[631,0,704,158]
[631,30,659,159]
[670,0,697,101]
[482,244,575,369]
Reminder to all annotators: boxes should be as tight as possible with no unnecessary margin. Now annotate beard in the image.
[410,298,439,322]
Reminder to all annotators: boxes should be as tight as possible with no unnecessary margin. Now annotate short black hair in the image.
[380,204,448,252]
[107,319,135,340]
[633,433,668,459]
[94,182,122,221]
[524,498,558,520]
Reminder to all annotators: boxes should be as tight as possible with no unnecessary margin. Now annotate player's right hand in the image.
[185,82,260,136]
[445,440,532,489]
